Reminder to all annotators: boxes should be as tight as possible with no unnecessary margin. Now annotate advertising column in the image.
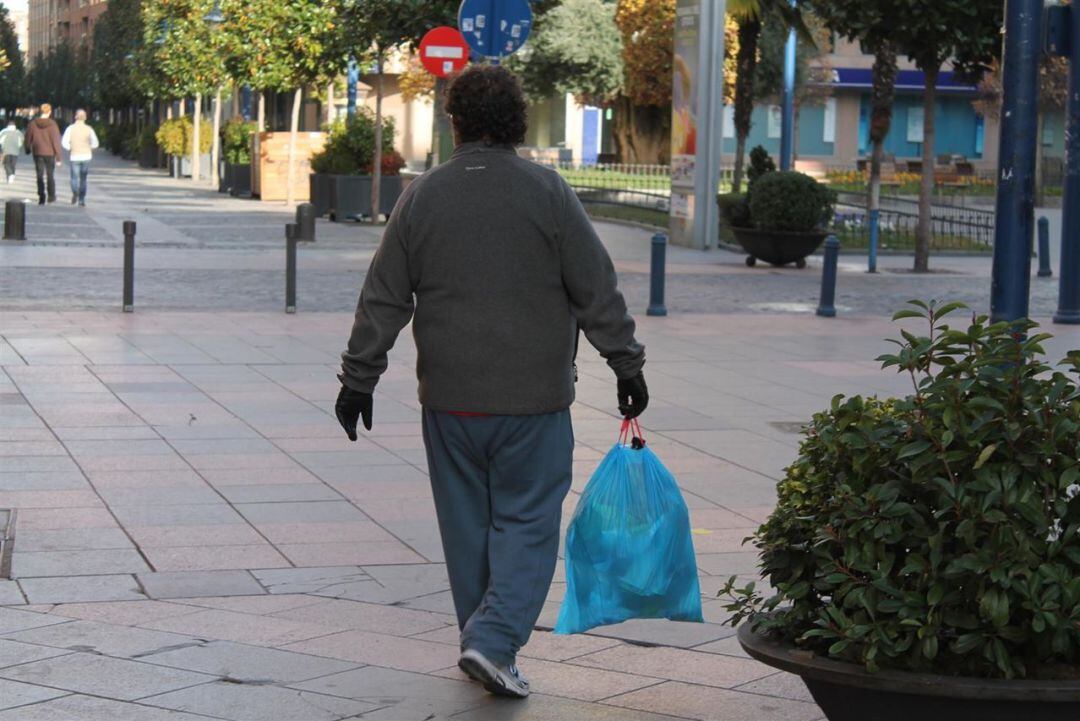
[669,0,725,249]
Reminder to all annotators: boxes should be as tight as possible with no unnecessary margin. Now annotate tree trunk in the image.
[286,87,302,206]
[192,92,202,183]
[371,53,384,224]
[732,16,761,193]
[868,43,897,224]
[210,86,222,189]
[611,96,670,164]
[257,92,266,132]
[325,81,334,126]
[914,64,938,273]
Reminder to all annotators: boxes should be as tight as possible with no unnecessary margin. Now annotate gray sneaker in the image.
[458,648,530,698]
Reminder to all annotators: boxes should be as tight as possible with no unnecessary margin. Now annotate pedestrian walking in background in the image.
[334,65,648,700]
[61,110,99,207]
[0,119,24,182]
[25,103,62,205]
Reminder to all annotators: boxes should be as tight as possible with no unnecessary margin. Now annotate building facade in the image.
[28,0,107,65]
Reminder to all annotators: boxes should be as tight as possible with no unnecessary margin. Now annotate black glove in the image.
[617,372,648,419]
[335,385,372,441]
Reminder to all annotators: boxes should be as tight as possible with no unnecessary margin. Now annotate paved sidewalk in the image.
[3,155,1080,720]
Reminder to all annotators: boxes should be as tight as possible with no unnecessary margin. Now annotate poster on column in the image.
[669,0,700,238]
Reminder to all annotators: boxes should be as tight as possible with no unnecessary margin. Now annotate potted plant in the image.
[724,300,1080,721]
[310,111,405,222]
[137,125,160,169]
[726,168,836,268]
[221,117,255,196]
[156,116,212,179]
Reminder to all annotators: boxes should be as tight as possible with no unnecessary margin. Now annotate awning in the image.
[818,68,977,93]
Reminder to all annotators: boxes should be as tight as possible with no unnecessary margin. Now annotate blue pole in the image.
[868,208,879,273]
[779,2,796,171]
[1054,3,1080,323]
[817,235,840,317]
[989,0,1043,323]
[347,57,359,118]
[647,233,668,317]
[1037,216,1052,278]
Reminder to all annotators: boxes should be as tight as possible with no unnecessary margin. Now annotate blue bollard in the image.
[817,235,840,318]
[868,208,879,274]
[647,233,668,317]
[1037,216,1052,278]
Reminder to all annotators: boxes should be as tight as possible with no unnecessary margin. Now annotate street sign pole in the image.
[668,0,726,250]
[347,57,359,118]
[989,0,1042,323]
[779,0,796,171]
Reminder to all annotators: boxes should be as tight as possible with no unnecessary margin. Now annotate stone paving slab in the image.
[0,652,215,700]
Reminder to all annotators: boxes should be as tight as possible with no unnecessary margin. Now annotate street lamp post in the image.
[779,2,796,171]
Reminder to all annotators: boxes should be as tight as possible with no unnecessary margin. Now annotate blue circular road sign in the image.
[457,0,533,59]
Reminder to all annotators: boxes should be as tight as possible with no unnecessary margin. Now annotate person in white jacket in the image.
[60,109,100,206]
[0,120,24,182]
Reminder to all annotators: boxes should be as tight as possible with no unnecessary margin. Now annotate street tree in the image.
[804,0,898,250]
[0,3,25,115]
[872,0,1001,272]
[336,0,456,221]
[139,0,227,182]
[91,0,143,115]
[510,0,624,107]
[613,0,674,163]
[28,41,92,115]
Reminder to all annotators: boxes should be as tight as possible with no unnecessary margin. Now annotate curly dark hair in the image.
[445,65,528,146]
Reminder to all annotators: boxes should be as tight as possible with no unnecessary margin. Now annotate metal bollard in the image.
[647,232,668,317]
[296,203,316,242]
[1037,216,1052,278]
[3,199,25,241]
[285,223,297,314]
[867,208,879,274]
[816,234,840,318]
[122,221,136,313]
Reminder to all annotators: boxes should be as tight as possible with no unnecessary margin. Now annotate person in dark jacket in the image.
[334,66,647,699]
[25,103,63,205]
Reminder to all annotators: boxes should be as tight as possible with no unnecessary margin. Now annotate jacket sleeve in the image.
[556,178,645,379]
[89,128,100,149]
[23,124,33,153]
[50,125,62,158]
[60,126,71,151]
[338,194,416,393]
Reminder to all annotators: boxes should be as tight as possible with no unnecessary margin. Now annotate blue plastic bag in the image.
[554,420,703,634]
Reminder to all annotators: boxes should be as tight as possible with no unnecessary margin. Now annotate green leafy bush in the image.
[717,192,750,229]
[747,145,776,186]
[155,116,212,157]
[222,117,255,165]
[724,300,1080,680]
[311,111,397,176]
[748,171,835,233]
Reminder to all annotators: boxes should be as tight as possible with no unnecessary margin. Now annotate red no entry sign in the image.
[419,26,470,78]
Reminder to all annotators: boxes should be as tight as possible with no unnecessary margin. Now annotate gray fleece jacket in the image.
[339,141,645,415]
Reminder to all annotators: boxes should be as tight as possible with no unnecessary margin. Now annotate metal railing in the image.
[830,201,995,251]
[834,191,997,230]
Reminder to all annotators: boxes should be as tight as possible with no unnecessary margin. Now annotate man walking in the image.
[0,120,23,182]
[25,104,62,205]
[61,110,99,206]
[334,66,648,699]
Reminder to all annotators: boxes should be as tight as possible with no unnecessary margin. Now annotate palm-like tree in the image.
[728,0,812,193]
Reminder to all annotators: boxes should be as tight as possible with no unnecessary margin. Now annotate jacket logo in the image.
[465,165,486,171]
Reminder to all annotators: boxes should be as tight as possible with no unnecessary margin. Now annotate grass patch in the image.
[582,203,668,228]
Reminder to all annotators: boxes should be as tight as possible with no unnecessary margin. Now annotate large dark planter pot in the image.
[329,174,403,222]
[309,173,333,217]
[138,143,159,169]
[225,163,251,197]
[731,226,827,269]
[738,624,1080,721]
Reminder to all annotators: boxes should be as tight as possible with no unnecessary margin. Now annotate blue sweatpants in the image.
[422,408,574,666]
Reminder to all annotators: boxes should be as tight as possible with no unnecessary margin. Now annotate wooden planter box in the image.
[252,131,326,202]
[329,175,403,222]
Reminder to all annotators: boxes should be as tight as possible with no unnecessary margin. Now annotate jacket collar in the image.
[451,141,517,159]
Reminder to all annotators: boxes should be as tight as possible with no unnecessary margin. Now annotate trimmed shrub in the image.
[310,110,398,176]
[155,116,213,157]
[748,170,835,233]
[222,117,255,165]
[747,145,776,186]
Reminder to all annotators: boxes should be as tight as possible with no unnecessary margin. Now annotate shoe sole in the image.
[458,652,529,699]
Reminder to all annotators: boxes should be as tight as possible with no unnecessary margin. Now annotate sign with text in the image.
[420,26,470,78]
[458,0,532,59]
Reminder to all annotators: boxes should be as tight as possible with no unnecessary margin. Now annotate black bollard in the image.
[122,221,136,313]
[296,203,316,242]
[3,199,25,241]
[1037,216,1052,278]
[285,223,297,314]
[816,235,840,318]
[647,232,668,317]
